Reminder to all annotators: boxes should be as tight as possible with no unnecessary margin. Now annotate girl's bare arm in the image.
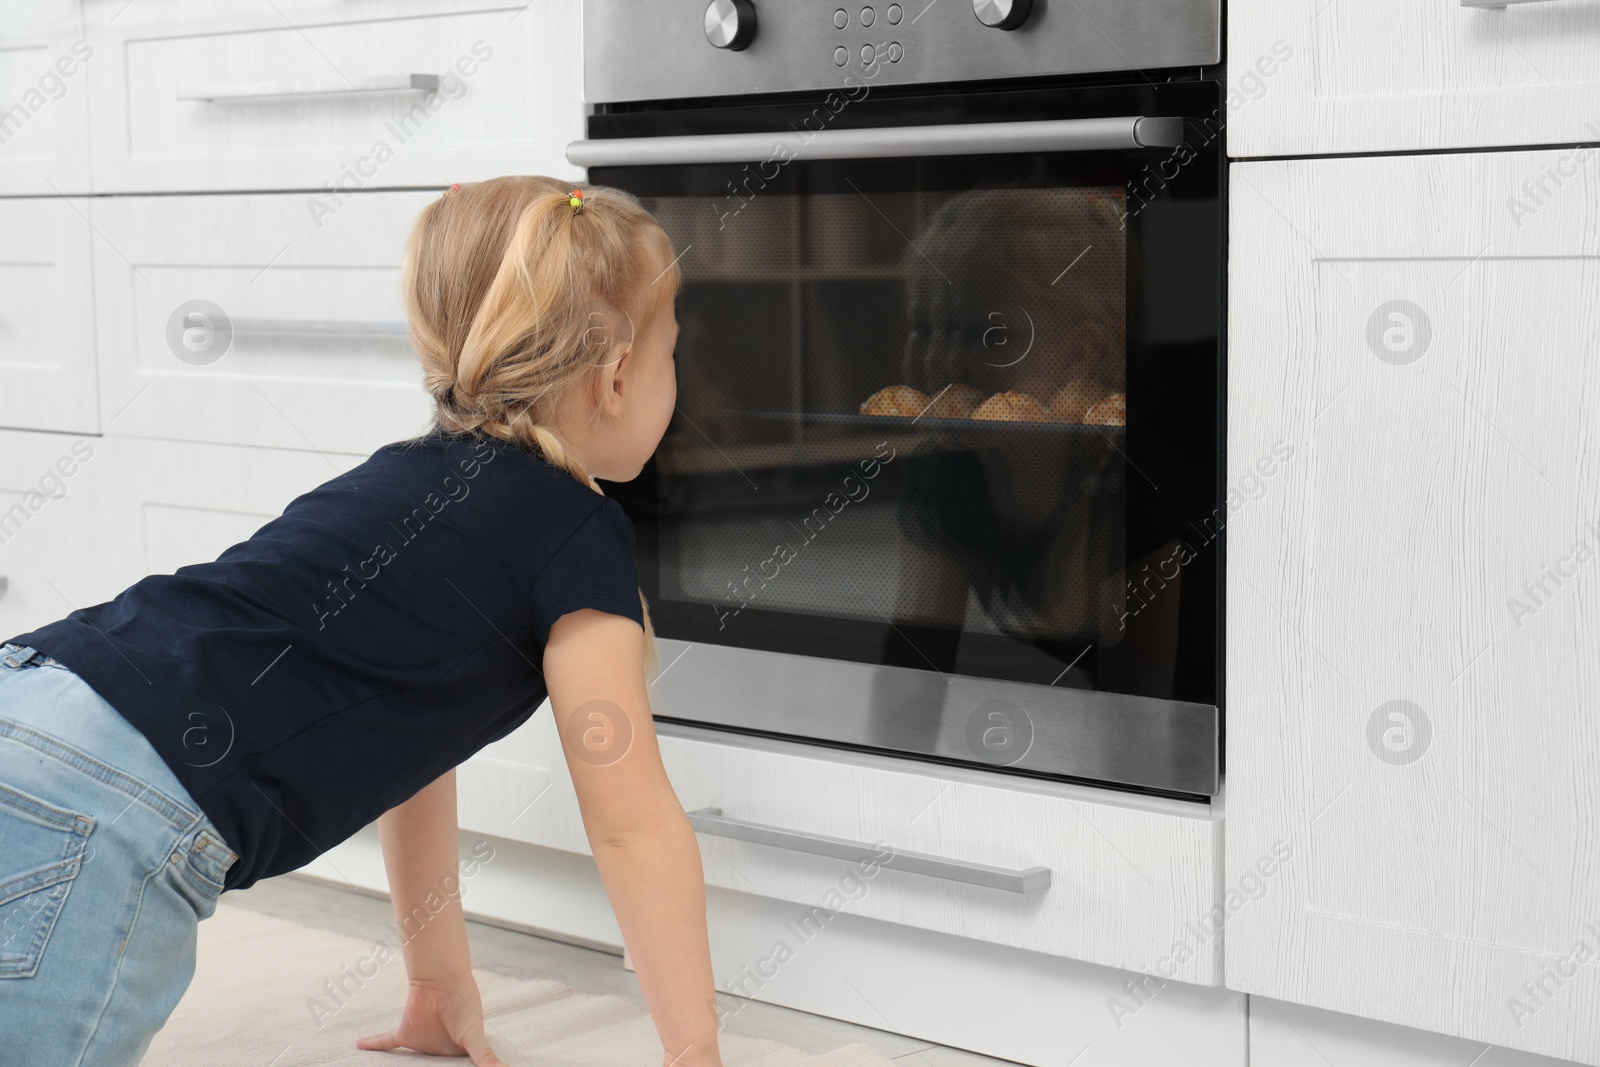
[375,767,472,979]
[544,608,722,1067]
[363,768,507,1065]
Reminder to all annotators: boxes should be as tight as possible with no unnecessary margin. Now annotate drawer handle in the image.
[686,807,1052,894]
[0,576,8,601]
[1460,0,1565,7]
[231,318,410,336]
[177,74,441,103]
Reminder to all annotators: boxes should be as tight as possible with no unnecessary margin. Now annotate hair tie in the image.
[568,188,584,213]
[441,183,460,199]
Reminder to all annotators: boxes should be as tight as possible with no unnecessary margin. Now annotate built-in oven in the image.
[573,0,1224,800]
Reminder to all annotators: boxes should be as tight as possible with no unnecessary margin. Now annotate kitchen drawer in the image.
[1229,0,1600,156]
[91,190,437,454]
[81,0,582,193]
[0,429,119,640]
[461,697,1223,986]
[1,434,366,658]
[0,1,91,194]
[104,437,364,580]
[0,197,99,434]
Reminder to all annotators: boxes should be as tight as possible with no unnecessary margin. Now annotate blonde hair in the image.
[401,175,682,681]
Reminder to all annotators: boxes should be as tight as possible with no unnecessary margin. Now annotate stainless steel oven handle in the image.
[567,116,1185,168]
[685,807,1052,894]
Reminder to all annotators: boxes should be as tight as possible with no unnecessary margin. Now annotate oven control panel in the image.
[585,0,1219,104]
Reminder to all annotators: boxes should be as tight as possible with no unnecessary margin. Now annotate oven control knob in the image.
[972,0,1031,30]
[704,0,757,50]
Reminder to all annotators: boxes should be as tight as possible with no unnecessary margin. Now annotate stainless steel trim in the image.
[584,0,1220,103]
[648,640,1219,797]
[686,806,1053,893]
[230,319,409,335]
[178,74,440,103]
[569,116,1184,168]
[1461,0,1564,5]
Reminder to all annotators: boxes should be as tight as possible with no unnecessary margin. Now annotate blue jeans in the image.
[0,642,238,1066]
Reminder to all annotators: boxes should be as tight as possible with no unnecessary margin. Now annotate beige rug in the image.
[147,901,895,1067]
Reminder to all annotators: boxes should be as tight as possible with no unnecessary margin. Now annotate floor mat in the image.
[145,898,896,1067]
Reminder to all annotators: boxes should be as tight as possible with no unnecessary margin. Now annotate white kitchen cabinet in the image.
[0,197,99,433]
[80,0,583,194]
[1251,997,1588,1067]
[305,827,1250,1067]
[0,0,91,194]
[462,674,1225,987]
[90,190,438,455]
[0,429,122,640]
[1228,0,1600,156]
[1228,150,1600,1065]
[2,433,364,641]
[105,436,364,578]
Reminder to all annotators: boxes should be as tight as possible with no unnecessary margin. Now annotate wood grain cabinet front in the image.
[0,0,91,195]
[1228,150,1600,1066]
[81,0,583,193]
[0,197,99,434]
[461,711,1225,986]
[1228,0,1600,156]
[0,429,120,640]
[90,190,438,454]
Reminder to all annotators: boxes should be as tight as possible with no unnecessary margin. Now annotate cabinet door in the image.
[1228,152,1600,1066]
[106,436,363,579]
[1229,0,1600,156]
[0,1,91,194]
[81,0,582,193]
[91,191,437,454]
[0,198,99,433]
[0,430,122,640]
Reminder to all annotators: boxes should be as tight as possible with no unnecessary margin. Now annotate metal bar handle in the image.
[568,116,1185,168]
[178,74,440,103]
[1461,0,1566,6]
[686,807,1052,894]
[230,319,410,335]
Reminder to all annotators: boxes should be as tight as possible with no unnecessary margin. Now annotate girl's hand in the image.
[356,975,508,1066]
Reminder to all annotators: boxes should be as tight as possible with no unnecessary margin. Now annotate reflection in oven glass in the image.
[646,186,1130,650]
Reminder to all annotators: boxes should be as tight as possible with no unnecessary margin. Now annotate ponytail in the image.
[401,176,681,683]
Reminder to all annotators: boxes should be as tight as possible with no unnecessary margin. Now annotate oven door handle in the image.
[685,807,1052,894]
[567,116,1185,168]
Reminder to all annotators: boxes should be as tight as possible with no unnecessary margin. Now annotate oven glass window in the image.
[643,184,1134,652]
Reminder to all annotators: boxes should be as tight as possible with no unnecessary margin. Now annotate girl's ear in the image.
[598,343,633,418]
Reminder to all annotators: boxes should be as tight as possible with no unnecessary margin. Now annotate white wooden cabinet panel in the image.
[1229,0,1600,156]
[0,197,99,434]
[302,831,1249,1067]
[1251,997,1589,1067]
[1228,151,1600,1065]
[106,436,363,579]
[90,191,437,454]
[0,1,91,194]
[81,0,582,193]
[0,429,120,640]
[461,716,1224,985]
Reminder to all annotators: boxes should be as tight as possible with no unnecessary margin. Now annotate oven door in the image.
[578,79,1222,799]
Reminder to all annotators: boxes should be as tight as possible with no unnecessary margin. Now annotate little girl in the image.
[0,176,720,1067]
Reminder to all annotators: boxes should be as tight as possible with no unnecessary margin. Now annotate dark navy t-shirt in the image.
[6,429,644,892]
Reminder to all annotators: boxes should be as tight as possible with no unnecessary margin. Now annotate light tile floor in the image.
[222,874,1021,1067]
